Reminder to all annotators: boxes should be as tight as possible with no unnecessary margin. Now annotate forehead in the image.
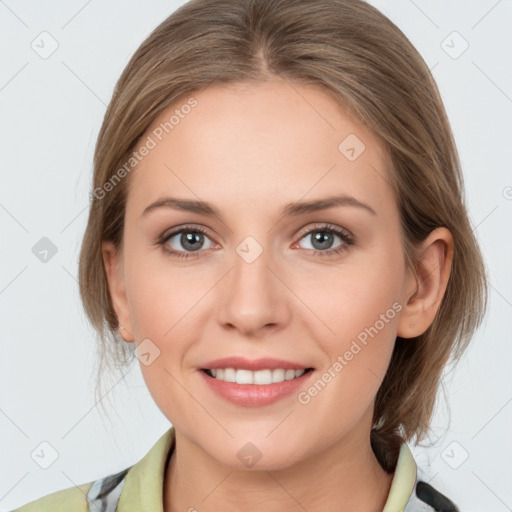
[127,78,395,220]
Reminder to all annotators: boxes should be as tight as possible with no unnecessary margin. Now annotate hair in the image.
[78,0,487,471]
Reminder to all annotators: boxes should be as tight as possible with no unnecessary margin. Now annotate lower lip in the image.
[199,369,314,407]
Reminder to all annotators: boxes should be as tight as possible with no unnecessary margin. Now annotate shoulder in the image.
[10,482,93,512]
[10,427,174,512]
[10,467,130,512]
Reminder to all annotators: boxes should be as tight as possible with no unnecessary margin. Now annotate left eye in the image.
[295,225,353,254]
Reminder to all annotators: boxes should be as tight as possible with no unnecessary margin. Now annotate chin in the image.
[204,436,306,472]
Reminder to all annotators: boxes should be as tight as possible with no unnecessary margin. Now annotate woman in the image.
[13,0,487,510]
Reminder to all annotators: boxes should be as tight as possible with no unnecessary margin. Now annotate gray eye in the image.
[299,230,344,251]
[167,231,214,253]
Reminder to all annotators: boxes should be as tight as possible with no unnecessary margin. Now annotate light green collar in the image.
[118,427,417,512]
[382,442,418,512]
[118,427,175,512]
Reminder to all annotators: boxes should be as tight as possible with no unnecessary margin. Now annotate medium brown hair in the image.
[78,0,487,471]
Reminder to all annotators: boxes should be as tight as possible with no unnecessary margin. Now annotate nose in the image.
[216,240,292,337]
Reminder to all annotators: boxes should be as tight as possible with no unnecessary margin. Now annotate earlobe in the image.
[397,228,454,338]
[102,241,134,342]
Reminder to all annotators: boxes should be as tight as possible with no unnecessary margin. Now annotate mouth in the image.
[201,367,315,385]
[199,365,315,407]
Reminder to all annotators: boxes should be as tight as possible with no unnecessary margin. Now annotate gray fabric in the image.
[86,469,129,512]
[404,486,437,512]
[404,471,458,512]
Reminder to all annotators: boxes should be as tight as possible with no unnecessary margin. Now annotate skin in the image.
[103,77,453,512]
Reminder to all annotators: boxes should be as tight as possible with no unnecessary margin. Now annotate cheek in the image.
[295,248,403,403]
[296,246,404,342]
[123,256,210,401]
[128,272,201,423]
[124,247,208,338]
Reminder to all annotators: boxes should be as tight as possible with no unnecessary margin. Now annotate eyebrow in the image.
[141,194,377,219]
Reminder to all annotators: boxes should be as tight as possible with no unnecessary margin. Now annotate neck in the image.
[164,418,393,512]
[164,417,394,512]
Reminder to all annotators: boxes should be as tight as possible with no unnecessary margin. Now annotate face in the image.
[105,78,416,470]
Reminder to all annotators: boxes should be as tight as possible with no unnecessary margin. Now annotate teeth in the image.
[208,368,307,384]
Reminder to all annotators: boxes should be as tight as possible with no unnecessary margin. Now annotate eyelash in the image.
[156,223,354,260]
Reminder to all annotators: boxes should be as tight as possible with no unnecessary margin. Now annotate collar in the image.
[382,442,418,512]
[115,427,418,512]
[117,427,175,511]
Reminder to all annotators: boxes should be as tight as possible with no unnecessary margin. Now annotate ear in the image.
[397,227,454,338]
[102,241,134,343]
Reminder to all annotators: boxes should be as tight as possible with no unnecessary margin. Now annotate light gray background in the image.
[1,1,511,510]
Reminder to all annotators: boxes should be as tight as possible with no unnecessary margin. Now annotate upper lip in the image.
[201,356,312,371]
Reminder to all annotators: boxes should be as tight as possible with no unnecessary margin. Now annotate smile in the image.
[199,367,315,407]
[203,368,313,384]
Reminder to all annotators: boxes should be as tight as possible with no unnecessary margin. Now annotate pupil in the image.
[313,231,332,250]
[182,232,203,251]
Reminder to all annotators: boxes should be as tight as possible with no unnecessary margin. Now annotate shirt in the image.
[11,427,459,512]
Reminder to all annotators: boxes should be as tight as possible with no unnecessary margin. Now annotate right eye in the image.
[158,226,216,259]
